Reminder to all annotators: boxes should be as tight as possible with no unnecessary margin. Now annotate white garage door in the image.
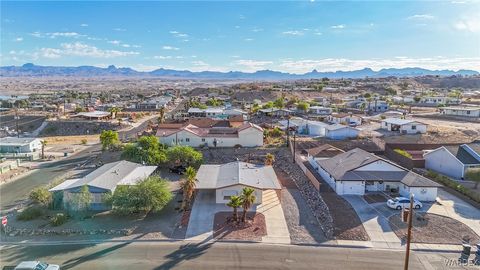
[342,181,365,195]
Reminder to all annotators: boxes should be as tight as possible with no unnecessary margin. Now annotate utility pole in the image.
[286,117,290,147]
[292,128,296,163]
[404,193,414,270]
[14,108,20,138]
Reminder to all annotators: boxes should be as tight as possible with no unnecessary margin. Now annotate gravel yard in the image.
[213,212,266,241]
[389,212,480,245]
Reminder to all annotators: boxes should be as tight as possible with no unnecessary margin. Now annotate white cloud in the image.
[153,55,172,59]
[162,46,179,50]
[113,28,126,32]
[108,40,121,45]
[454,16,480,32]
[169,30,189,38]
[30,31,84,39]
[233,59,273,72]
[331,24,346,29]
[252,27,263,32]
[282,30,304,36]
[244,38,254,41]
[407,14,435,20]
[38,42,139,58]
[278,57,480,74]
[80,23,88,27]
[14,37,23,42]
[192,60,209,66]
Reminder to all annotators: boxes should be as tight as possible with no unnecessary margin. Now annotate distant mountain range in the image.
[0,63,478,79]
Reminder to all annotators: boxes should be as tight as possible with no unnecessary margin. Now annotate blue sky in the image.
[1,1,479,73]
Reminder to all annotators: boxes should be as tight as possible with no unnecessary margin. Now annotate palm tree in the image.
[180,166,197,210]
[158,106,166,124]
[41,140,47,159]
[265,153,275,166]
[240,187,256,222]
[227,195,242,222]
[108,107,121,119]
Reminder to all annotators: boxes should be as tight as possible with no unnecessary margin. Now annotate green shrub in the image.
[29,187,52,206]
[394,149,412,159]
[50,213,68,226]
[80,139,88,145]
[425,170,480,203]
[17,206,44,221]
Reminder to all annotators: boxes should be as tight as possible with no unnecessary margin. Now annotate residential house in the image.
[75,110,111,120]
[439,106,480,119]
[418,96,461,106]
[424,143,480,179]
[49,160,157,210]
[309,106,332,115]
[188,107,224,118]
[327,113,362,126]
[279,117,360,139]
[195,161,281,204]
[381,118,427,134]
[305,144,344,165]
[0,137,42,159]
[258,108,293,117]
[156,122,263,147]
[324,124,361,140]
[314,148,440,201]
[136,96,172,110]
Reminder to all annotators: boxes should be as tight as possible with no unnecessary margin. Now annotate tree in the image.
[67,185,92,218]
[227,195,242,222]
[262,101,274,109]
[363,92,372,98]
[240,187,256,222]
[41,140,47,159]
[273,97,285,109]
[121,135,167,165]
[297,102,310,113]
[100,130,120,151]
[108,107,121,119]
[166,145,203,168]
[29,187,52,207]
[206,97,223,107]
[465,168,480,189]
[109,176,173,214]
[180,166,197,210]
[265,153,275,166]
[158,106,166,124]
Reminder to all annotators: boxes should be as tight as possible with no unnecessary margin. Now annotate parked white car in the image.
[387,197,422,210]
[14,261,60,270]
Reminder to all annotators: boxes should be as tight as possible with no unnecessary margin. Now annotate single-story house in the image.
[258,108,293,117]
[309,106,332,115]
[381,118,427,134]
[188,107,224,118]
[156,122,263,147]
[424,143,480,179]
[314,148,440,201]
[327,113,362,126]
[49,160,157,210]
[439,106,480,119]
[305,144,344,164]
[76,110,111,120]
[195,161,282,204]
[324,124,360,140]
[0,137,43,153]
[279,117,328,136]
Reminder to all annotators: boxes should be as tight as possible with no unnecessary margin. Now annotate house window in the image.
[411,125,416,130]
[201,138,205,142]
[186,138,190,142]
[467,111,471,115]
[223,196,232,200]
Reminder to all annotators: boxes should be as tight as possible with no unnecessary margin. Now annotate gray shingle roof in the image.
[400,171,442,188]
[443,144,480,165]
[195,161,281,190]
[316,148,380,180]
[54,160,157,192]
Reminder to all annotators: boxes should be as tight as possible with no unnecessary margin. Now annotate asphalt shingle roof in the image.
[195,161,281,190]
[316,148,380,180]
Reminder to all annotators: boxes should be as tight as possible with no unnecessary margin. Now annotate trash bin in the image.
[402,208,410,223]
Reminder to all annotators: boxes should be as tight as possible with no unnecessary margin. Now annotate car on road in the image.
[169,165,186,175]
[14,261,60,270]
[387,197,422,210]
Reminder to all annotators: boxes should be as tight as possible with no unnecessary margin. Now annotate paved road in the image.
[0,241,455,270]
[0,144,101,213]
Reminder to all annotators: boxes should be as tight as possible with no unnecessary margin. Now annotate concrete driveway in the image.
[186,189,290,243]
[343,195,401,248]
[344,189,480,248]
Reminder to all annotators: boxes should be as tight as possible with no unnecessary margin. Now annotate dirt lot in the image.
[213,212,266,241]
[389,212,480,245]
